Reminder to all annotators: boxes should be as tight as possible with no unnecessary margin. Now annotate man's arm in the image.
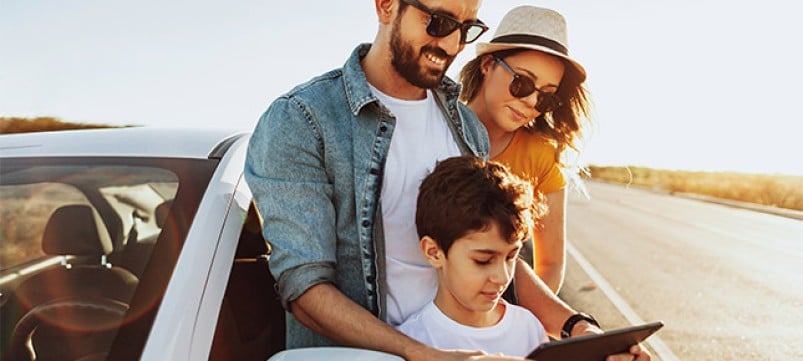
[514,258,584,337]
[291,283,510,361]
[290,283,427,358]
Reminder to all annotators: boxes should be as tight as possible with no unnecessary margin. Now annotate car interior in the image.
[6,204,138,360]
[1,160,286,361]
[209,204,286,360]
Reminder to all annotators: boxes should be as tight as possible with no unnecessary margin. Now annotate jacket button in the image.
[379,125,388,132]
[362,220,370,228]
[366,275,375,283]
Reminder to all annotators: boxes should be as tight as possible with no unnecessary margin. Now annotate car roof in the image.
[0,127,249,159]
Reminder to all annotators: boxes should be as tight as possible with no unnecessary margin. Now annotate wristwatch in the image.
[560,312,600,339]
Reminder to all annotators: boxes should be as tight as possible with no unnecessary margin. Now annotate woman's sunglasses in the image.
[494,56,562,113]
[401,0,489,44]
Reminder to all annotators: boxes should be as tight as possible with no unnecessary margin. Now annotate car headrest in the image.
[42,205,113,256]
[154,200,173,228]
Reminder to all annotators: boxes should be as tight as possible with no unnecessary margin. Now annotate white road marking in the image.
[567,241,681,361]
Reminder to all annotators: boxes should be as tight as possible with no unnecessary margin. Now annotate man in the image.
[245,1,649,360]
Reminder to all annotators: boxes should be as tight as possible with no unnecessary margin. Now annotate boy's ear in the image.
[420,236,444,268]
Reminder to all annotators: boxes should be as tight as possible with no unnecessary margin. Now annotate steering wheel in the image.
[9,297,128,361]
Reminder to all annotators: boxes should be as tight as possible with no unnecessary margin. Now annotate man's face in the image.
[390,0,482,89]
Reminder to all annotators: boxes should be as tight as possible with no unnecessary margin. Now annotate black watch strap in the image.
[560,312,600,339]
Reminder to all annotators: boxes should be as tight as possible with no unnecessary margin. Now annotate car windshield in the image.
[0,156,217,361]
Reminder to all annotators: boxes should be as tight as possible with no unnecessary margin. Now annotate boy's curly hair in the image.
[416,156,547,254]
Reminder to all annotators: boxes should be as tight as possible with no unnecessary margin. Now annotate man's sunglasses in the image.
[494,56,562,113]
[401,0,489,44]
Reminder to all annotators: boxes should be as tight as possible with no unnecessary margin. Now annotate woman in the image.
[460,5,591,293]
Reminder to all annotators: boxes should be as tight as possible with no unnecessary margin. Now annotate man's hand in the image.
[606,344,651,361]
[570,321,652,361]
[426,349,527,361]
[569,319,604,337]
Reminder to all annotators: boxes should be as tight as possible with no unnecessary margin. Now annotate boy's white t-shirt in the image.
[368,85,462,326]
[396,300,549,357]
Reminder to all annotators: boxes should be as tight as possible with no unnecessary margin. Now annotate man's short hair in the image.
[415,156,547,254]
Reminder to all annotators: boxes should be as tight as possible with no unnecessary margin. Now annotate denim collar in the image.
[342,43,463,116]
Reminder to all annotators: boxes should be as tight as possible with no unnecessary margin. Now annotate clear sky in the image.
[2,0,802,175]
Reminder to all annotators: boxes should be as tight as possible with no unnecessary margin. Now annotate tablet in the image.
[527,321,664,361]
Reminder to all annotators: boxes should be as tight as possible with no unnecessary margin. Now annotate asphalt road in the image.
[557,181,803,361]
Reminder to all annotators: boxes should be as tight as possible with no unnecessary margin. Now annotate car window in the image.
[209,203,286,360]
[0,157,214,361]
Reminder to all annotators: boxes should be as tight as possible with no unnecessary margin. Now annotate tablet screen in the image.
[527,321,664,361]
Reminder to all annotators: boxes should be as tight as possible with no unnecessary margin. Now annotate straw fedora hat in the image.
[476,5,586,81]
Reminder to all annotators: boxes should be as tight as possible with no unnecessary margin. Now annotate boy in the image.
[397,156,550,357]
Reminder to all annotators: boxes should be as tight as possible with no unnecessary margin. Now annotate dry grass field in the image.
[0,185,88,267]
[0,116,121,134]
[588,165,803,212]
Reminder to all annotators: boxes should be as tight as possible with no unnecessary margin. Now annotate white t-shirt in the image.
[396,300,549,357]
[368,85,462,326]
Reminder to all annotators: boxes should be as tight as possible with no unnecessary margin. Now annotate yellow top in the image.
[493,130,566,194]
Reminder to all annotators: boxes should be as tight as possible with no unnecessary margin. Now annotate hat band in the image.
[490,34,568,55]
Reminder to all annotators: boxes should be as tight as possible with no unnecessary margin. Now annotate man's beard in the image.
[389,19,454,89]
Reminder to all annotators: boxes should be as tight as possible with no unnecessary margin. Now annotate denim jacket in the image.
[244,44,489,348]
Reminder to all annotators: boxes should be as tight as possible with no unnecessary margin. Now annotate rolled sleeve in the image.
[275,262,336,309]
[245,96,338,309]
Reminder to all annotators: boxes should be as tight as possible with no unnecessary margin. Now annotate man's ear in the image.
[375,0,396,24]
[420,236,445,268]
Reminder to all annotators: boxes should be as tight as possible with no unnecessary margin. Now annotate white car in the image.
[0,128,401,361]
